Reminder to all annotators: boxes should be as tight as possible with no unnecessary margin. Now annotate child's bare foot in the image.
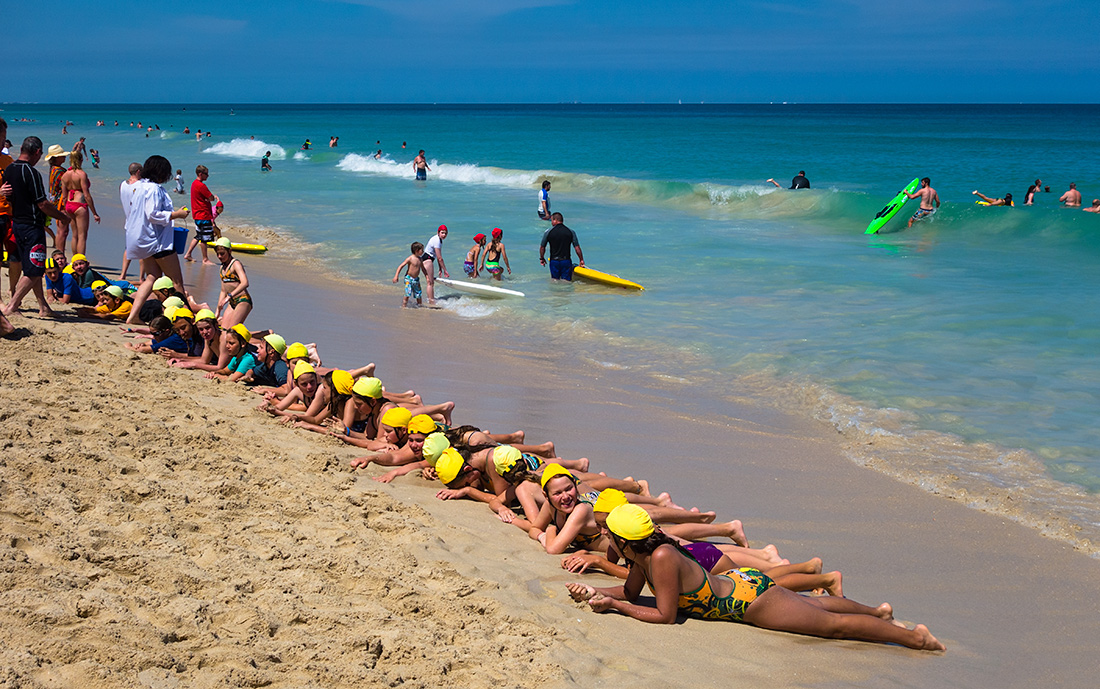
[636,479,652,497]
[574,456,590,472]
[440,401,455,425]
[914,624,946,651]
[718,519,748,547]
[184,255,194,262]
[0,314,14,338]
[36,307,58,319]
[202,259,215,265]
[875,602,895,621]
[807,556,823,574]
[761,544,783,564]
[823,570,842,597]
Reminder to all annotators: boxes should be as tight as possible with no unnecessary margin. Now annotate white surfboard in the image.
[436,277,525,299]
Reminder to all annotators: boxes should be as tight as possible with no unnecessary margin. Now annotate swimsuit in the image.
[484,248,503,275]
[519,453,542,472]
[675,566,775,623]
[911,207,935,221]
[577,490,601,506]
[65,190,88,214]
[463,260,476,277]
[404,274,422,299]
[221,259,252,307]
[683,542,724,572]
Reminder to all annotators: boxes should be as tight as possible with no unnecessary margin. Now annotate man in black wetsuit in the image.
[539,212,584,281]
[767,171,810,189]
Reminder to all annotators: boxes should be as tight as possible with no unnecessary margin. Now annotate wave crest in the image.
[204,139,287,160]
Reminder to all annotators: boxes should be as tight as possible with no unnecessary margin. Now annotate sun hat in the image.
[380,407,413,429]
[285,342,309,360]
[104,285,124,299]
[193,308,217,321]
[152,276,175,291]
[406,414,437,435]
[473,233,486,243]
[171,307,194,321]
[352,376,383,399]
[435,447,465,484]
[491,228,503,240]
[591,489,629,514]
[230,323,251,343]
[422,432,450,466]
[293,361,315,379]
[214,237,232,249]
[330,369,354,395]
[606,504,655,541]
[44,144,68,161]
[539,463,576,490]
[492,445,523,475]
[263,333,287,356]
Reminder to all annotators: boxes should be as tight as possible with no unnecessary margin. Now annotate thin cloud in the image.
[331,0,574,21]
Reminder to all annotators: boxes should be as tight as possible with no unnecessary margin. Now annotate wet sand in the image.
[1,193,1098,688]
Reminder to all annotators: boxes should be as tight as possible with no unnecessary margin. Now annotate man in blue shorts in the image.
[905,177,940,228]
[539,212,584,281]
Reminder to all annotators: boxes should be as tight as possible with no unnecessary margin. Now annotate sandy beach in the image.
[2,191,1099,689]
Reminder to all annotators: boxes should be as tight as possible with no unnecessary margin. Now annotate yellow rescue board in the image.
[205,241,267,254]
[573,266,644,291]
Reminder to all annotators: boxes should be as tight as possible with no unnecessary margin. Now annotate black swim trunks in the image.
[194,219,215,242]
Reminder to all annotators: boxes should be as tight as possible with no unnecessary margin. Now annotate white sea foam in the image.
[337,154,542,189]
[292,151,308,160]
[438,296,499,318]
[204,139,287,160]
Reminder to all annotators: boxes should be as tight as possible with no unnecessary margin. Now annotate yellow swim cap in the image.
[45,257,58,270]
[380,406,413,429]
[435,447,465,484]
[293,361,315,379]
[104,285,124,299]
[172,307,194,321]
[214,237,233,249]
[422,432,450,466]
[406,414,437,435]
[70,253,88,263]
[90,280,108,290]
[539,463,576,490]
[194,308,217,321]
[352,376,383,399]
[153,276,175,291]
[161,296,185,310]
[492,445,523,475]
[263,333,287,355]
[285,342,309,360]
[331,369,354,395]
[606,504,655,541]
[591,489,628,514]
[163,306,179,321]
[230,323,251,343]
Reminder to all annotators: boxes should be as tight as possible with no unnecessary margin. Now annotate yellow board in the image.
[573,266,645,291]
[205,241,267,254]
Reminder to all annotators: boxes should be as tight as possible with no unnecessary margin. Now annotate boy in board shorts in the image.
[185,165,218,265]
[393,242,424,308]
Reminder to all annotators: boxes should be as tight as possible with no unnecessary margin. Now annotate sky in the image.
[7,0,1099,103]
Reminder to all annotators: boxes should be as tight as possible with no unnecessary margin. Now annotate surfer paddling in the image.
[905,177,939,227]
[972,190,1013,207]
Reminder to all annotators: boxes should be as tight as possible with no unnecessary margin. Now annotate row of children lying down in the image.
[120,322,945,652]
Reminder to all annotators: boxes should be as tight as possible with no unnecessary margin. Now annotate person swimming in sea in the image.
[973,190,1013,206]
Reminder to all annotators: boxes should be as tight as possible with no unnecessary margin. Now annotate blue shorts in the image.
[415,169,427,181]
[194,220,215,242]
[404,274,422,299]
[549,259,574,281]
[911,207,935,221]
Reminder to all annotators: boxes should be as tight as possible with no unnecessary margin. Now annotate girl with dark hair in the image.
[567,505,945,651]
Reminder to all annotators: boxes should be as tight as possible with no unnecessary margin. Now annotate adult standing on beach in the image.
[123,155,191,325]
[1,136,71,323]
[0,118,16,307]
[118,162,142,281]
[184,165,218,265]
[59,150,100,257]
[539,212,584,281]
[766,170,810,189]
[413,150,430,181]
[421,225,449,305]
[905,177,939,228]
[537,180,552,220]
[1059,183,1082,207]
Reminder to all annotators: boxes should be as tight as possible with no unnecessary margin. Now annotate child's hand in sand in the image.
[587,594,614,613]
[561,553,600,574]
[566,582,597,602]
[420,467,438,481]
[496,508,517,523]
[349,456,372,470]
[373,470,400,483]
[436,487,467,500]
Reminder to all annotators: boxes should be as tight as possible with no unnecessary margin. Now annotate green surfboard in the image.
[865,178,920,234]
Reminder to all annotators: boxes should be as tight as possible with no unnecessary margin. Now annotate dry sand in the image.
[2,196,1099,688]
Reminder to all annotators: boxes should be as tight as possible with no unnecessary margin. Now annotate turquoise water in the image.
[7,104,1100,520]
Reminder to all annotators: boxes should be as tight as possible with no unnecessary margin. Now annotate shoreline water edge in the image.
[3,105,1100,687]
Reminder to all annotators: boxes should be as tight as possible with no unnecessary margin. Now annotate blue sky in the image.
[8,0,1098,103]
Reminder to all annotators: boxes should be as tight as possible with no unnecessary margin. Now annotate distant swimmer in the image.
[330,136,338,148]
[402,141,406,149]
[905,177,939,227]
[972,190,1014,206]
[261,151,272,172]
[767,170,810,189]
[195,130,202,142]
[1084,199,1100,213]
[374,149,383,160]
[1059,183,1082,207]
[1024,179,1041,205]
[413,150,430,180]
[537,180,552,220]
[539,212,584,281]
[301,139,311,150]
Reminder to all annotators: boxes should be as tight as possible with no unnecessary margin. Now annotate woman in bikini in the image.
[60,151,100,256]
[566,505,945,651]
[214,237,252,328]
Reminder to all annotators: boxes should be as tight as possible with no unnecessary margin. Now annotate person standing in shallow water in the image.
[905,177,939,228]
[413,150,430,180]
[261,152,272,172]
[540,212,584,281]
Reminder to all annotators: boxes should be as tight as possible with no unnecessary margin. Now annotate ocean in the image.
[6,103,1100,548]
